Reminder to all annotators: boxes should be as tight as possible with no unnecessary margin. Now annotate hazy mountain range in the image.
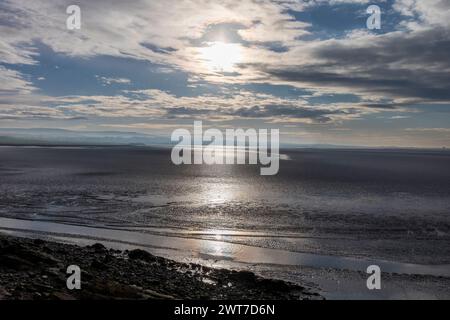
[0,128,447,150]
[0,128,169,147]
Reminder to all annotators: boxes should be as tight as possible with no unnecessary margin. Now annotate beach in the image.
[0,146,449,299]
[0,234,321,300]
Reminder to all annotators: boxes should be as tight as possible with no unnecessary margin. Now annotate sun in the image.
[198,42,242,72]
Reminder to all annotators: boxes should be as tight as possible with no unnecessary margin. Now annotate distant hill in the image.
[0,128,171,147]
[0,128,447,151]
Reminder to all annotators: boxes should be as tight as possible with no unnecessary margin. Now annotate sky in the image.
[0,0,449,147]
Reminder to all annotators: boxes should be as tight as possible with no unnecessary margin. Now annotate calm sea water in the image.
[0,146,449,266]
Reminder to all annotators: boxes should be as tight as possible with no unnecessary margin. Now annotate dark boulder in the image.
[128,249,157,262]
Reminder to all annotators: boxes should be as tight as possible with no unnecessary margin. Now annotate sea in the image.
[1,146,449,299]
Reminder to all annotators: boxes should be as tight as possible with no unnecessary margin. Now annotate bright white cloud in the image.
[393,0,450,28]
[95,75,131,86]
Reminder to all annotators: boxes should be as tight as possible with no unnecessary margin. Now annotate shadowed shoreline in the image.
[0,234,322,300]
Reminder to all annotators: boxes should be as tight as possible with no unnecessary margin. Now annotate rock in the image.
[231,270,256,283]
[143,289,175,300]
[42,246,53,254]
[91,259,107,270]
[33,239,45,246]
[259,279,290,292]
[0,287,11,299]
[88,243,107,253]
[0,242,24,255]
[0,254,35,270]
[0,234,323,300]
[1,243,58,266]
[128,249,157,262]
[50,292,76,300]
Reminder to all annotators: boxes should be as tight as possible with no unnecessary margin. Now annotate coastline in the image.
[0,234,322,300]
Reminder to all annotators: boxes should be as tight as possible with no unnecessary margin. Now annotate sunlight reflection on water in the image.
[197,180,239,205]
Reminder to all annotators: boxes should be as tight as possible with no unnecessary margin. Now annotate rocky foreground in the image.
[0,235,322,300]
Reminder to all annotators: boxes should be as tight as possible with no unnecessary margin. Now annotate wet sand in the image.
[1,218,450,300]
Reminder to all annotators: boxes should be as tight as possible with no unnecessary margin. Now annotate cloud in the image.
[1,0,449,107]
[0,86,372,124]
[0,104,81,120]
[0,0,448,149]
[405,127,450,133]
[0,65,36,94]
[95,75,131,86]
[99,123,192,130]
[393,0,450,29]
[0,0,310,64]
[249,26,450,106]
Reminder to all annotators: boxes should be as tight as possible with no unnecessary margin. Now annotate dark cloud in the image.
[258,27,450,104]
[229,105,344,122]
[164,104,351,123]
[165,106,214,117]
[140,43,177,54]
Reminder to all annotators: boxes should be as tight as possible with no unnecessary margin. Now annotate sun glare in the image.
[198,42,242,72]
